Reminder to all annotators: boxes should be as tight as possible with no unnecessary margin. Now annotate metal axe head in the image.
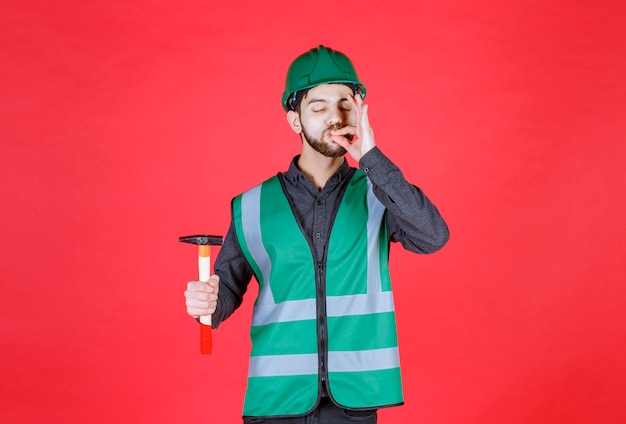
[179,234,223,246]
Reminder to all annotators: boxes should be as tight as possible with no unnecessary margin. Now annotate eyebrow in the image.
[305,97,350,106]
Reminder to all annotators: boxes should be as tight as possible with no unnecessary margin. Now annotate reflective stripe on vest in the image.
[249,347,400,377]
[233,171,403,417]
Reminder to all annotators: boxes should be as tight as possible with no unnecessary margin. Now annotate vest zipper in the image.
[276,172,355,399]
[316,260,329,393]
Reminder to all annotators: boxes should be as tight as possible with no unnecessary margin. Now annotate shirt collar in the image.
[284,155,351,187]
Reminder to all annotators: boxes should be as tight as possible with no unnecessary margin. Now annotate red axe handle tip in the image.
[200,324,212,354]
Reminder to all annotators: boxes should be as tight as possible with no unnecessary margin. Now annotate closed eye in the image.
[339,100,352,111]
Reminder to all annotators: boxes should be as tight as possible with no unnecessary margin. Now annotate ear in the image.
[287,110,302,134]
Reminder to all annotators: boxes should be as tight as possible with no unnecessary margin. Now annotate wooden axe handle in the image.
[198,245,212,354]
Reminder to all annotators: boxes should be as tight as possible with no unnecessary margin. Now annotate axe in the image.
[179,234,223,354]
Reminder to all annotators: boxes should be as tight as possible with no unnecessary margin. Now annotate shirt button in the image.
[315,232,321,238]
[363,167,370,173]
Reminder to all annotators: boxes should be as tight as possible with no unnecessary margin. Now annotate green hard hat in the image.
[281,45,366,111]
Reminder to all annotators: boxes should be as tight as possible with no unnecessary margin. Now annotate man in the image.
[185,45,449,423]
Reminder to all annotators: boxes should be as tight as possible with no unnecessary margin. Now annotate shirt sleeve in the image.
[210,220,254,329]
[359,147,450,254]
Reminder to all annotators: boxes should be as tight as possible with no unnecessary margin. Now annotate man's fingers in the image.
[185,289,218,301]
[207,274,220,289]
[349,94,364,119]
[330,125,356,136]
[185,280,219,317]
[187,275,219,291]
[186,281,210,293]
[361,104,369,124]
[186,306,217,317]
[186,295,217,308]
[329,126,356,146]
[328,134,352,150]
[348,93,363,107]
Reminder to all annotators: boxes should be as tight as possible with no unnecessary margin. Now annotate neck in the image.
[297,145,345,190]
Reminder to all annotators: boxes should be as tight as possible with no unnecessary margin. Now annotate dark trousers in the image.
[242,397,377,423]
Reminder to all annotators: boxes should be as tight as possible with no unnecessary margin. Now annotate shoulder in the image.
[233,174,281,200]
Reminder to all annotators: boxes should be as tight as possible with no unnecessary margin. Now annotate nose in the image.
[326,105,344,126]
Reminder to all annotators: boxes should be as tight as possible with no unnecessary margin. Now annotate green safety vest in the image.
[232,170,403,417]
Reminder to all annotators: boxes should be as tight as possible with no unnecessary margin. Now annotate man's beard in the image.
[301,124,352,158]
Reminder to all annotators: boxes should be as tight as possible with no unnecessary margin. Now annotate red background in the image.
[2,1,626,423]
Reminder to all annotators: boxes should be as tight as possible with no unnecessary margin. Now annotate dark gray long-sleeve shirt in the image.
[211,147,449,328]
